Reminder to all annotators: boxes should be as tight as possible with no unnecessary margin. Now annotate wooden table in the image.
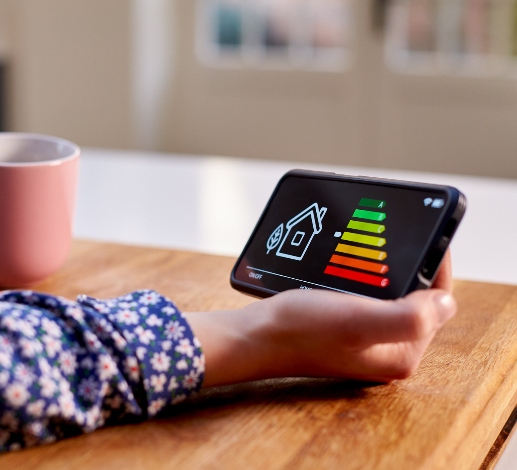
[2,240,517,470]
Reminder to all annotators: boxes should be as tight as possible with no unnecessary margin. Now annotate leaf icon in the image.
[267,224,283,254]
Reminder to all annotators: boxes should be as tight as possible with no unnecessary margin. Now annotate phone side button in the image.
[420,245,446,281]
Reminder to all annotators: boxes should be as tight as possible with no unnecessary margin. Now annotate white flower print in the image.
[19,337,43,358]
[150,374,167,393]
[162,340,172,351]
[59,351,77,375]
[0,351,12,368]
[161,305,176,315]
[17,319,36,338]
[27,421,44,437]
[0,370,9,387]
[112,331,127,351]
[165,321,185,341]
[92,302,110,314]
[85,407,101,429]
[168,376,178,391]
[84,330,102,351]
[41,317,62,338]
[99,318,114,334]
[150,351,171,373]
[175,339,194,358]
[124,356,140,382]
[146,314,162,327]
[182,370,200,390]
[5,382,30,408]
[123,329,136,343]
[58,393,76,418]
[29,307,43,316]
[117,381,128,393]
[193,355,205,374]
[100,382,111,397]
[118,301,136,309]
[136,347,147,360]
[39,376,57,398]
[78,376,99,401]
[139,306,149,315]
[97,354,118,381]
[8,308,22,318]
[193,337,202,349]
[27,400,46,418]
[176,359,188,370]
[134,326,156,345]
[42,334,62,358]
[59,377,71,395]
[138,291,160,306]
[66,306,86,323]
[38,357,52,375]
[14,363,34,385]
[0,334,12,351]
[44,297,58,308]
[25,313,41,326]
[116,309,139,325]
[1,315,17,330]
[46,403,60,417]
[51,366,62,381]
[148,398,166,416]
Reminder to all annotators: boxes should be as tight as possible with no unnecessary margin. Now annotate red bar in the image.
[329,254,389,274]
[324,265,390,288]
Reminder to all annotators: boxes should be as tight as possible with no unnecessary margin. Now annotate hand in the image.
[185,251,456,387]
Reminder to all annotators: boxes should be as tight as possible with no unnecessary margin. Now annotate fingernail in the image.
[433,292,456,323]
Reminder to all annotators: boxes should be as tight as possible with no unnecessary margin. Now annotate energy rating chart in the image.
[324,198,390,288]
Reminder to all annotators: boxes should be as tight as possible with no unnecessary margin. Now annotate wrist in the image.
[184,300,281,387]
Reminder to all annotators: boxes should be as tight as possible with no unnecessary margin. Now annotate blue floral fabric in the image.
[0,289,204,451]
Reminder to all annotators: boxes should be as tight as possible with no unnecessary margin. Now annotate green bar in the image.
[341,232,386,247]
[353,209,386,222]
[347,220,385,234]
[359,198,386,209]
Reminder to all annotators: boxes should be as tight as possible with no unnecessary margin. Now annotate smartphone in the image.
[231,170,466,300]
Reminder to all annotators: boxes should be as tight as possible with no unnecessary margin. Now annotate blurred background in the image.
[0,0,517,177]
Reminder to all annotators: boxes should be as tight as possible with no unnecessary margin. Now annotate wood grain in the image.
[1,240,517,469]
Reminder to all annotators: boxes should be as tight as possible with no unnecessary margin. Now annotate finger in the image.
[337,289,456,348]
[345,338,436,382]
[432,249,453,292]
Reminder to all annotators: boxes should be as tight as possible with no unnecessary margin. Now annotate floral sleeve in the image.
[0,289,204,451]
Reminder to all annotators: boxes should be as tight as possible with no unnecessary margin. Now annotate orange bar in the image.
[335,243,387,261]
[329,254,389,274]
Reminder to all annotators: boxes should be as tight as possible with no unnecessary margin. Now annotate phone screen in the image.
[232,174,454,300]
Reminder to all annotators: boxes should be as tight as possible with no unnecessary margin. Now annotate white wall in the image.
[6,0,133,148]
[2,0,517,178]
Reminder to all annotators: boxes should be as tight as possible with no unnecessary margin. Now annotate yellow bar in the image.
[347,220,385,234]
[335,243,387,261]
[341,232,386,247]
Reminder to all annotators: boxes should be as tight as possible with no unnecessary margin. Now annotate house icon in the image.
[275,203,327,261]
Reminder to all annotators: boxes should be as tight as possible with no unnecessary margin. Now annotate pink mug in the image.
[0,133,79,287]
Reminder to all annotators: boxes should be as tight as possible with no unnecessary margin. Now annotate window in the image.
[385,0,517,76]
[197,0,352,71]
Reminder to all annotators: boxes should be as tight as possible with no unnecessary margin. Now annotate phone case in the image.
[231,169,467,299]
